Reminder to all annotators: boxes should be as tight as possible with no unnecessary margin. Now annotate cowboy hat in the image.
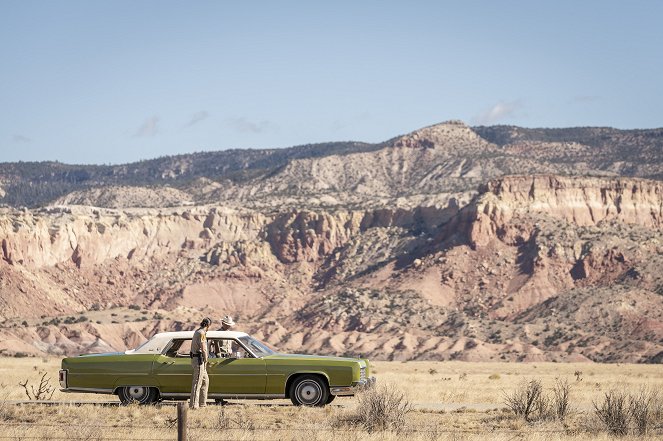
[221,315,235,327]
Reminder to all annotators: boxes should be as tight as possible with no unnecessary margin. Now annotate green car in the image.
[59,331,375,406]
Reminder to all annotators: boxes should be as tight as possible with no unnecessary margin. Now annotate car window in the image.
[164,339,193,358]
[177,340,192,356]
[233,344,251,359]
[209,339,253,359]
[238,336,275,357]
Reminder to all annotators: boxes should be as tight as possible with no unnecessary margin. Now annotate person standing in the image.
[208,315,236,357]
[218,315,236,356]
[190,317,211,409]
[213,315,235,406]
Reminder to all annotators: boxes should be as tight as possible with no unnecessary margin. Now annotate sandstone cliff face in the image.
[464,176,663,248]
[1,175,663,363]
[0,206,266,269]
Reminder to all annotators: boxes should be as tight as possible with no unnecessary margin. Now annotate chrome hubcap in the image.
[128,386,146,400]
[297,381,322,405]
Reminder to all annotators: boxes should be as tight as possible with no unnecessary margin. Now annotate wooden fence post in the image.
[177,402,188,441]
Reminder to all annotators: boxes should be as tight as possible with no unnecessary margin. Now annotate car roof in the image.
[129,330,249,354]
[153,331,249,339]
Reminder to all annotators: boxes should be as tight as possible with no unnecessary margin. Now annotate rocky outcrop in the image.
[55,185,194,208]
[0,206,266,269]
[459,176,663,248]
[392,120,496,152]
[265,206,460,264]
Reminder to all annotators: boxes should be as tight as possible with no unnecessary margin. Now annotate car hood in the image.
[78,352,125,357]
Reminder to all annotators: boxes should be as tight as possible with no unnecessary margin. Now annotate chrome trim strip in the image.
[60,387,114,394]
[156,373,272,376]
[71,372,150,376]
[160,393,285,399]
[154,374,192,376]
[212,394,285,399]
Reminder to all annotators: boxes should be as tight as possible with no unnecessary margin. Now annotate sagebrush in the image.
[338,383,412,432]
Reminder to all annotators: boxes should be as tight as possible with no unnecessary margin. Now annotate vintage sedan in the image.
[59,331,374,406]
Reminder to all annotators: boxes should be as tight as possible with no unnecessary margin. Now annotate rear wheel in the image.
[118,386,159,405]
[289,375,329,407]
[325,394,336,405]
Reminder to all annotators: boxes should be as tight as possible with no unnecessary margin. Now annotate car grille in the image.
[360,367,366,382]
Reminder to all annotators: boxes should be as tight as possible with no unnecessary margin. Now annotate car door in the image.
[207,339,266,395]
[152,339,194,394]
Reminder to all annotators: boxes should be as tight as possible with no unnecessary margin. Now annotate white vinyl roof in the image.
[128,330,249,354]
[153,331,248,339]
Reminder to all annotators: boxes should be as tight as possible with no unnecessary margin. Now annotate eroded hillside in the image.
[1,172,662,362]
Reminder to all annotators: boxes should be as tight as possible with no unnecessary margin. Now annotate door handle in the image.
[162,361,174,365]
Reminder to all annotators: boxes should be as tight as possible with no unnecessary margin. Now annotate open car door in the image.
[153,338,194,395]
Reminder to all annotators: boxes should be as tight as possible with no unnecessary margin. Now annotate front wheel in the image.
[289,375,329,407]
[118,386,159,405]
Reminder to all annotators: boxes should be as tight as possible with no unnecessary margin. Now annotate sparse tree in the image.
[504,379,543,422]
[18,372,55,401]
[593,389,630,436]
[552,378,572,422]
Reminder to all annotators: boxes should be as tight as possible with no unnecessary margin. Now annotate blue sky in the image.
[1,1,662,164]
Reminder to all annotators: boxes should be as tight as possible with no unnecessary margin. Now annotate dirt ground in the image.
[1,357,662,440]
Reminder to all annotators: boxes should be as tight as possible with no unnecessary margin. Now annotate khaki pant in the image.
[190,359,209,408]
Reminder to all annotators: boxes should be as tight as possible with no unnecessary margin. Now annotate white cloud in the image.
[225,117,274,134]
[473,101,522,125]
[12,134,32,143]
[185,110,210,128]
[133,116,160,137]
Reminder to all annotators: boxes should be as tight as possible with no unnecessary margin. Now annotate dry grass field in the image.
[0,357,662,440]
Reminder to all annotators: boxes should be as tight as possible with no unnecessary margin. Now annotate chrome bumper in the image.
[330,376,376,396]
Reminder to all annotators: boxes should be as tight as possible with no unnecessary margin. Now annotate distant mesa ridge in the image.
[1,120,663,208]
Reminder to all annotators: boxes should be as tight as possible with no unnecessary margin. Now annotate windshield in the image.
[238,336,276,357]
